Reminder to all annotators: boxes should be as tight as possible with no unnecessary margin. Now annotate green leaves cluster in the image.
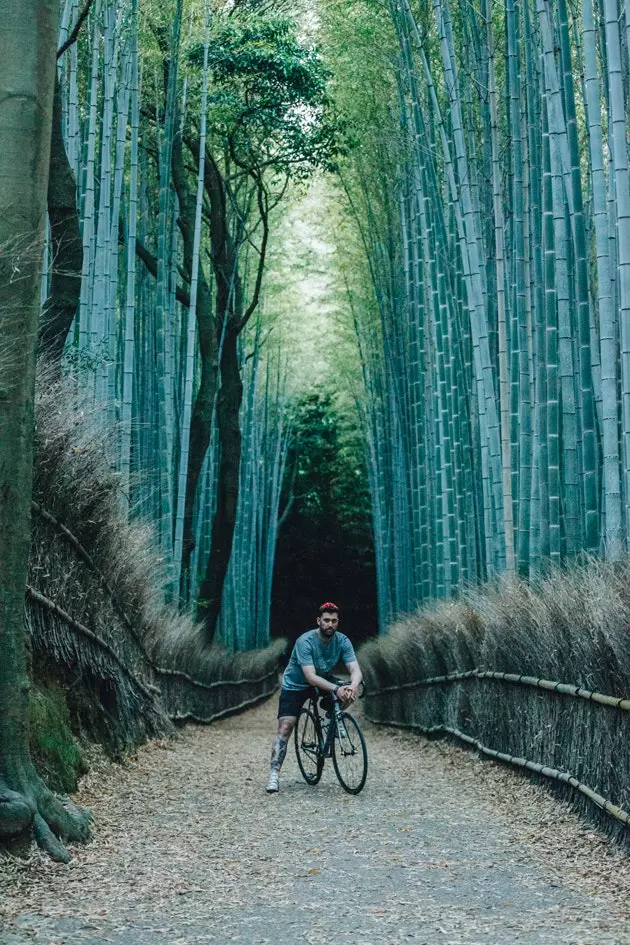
[284,390,373,563]
[188,15,345,180]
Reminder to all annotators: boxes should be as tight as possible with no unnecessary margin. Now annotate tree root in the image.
[0,788,33,838]
[0,772,92,863]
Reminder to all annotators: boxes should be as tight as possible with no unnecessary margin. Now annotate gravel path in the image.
[1,694,630,944]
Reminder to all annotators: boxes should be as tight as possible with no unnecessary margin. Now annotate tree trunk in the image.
[198,325,244,642]
[0,0,90,861]
[38,74,83,364]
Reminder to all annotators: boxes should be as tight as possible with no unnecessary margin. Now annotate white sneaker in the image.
[266,771,279,793]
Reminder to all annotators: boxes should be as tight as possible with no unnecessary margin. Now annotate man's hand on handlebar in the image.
[336,684,357,706]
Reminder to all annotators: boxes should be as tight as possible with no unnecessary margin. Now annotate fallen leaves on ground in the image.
[0,700,629,944]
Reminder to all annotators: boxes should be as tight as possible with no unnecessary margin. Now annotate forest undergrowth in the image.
[361,559,630,844]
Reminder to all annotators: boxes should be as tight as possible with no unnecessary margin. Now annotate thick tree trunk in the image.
[38,75,83,363]
[0,0,90,860]
[198,325,244,642]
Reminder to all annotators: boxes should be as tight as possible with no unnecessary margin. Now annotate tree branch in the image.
[237,175,269,333]
[57,0,96,59]
[133,235,191,307]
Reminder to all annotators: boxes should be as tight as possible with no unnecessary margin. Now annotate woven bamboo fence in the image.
[27,500,281,748]
[365,665,630,836]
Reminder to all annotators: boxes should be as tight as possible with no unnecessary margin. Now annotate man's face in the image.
[317,611,339,639]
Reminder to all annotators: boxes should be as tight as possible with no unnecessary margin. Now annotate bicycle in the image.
[294,684,368,795]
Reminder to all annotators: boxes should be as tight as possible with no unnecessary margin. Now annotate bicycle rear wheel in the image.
[294,706,324,785]
[332,712,368,794]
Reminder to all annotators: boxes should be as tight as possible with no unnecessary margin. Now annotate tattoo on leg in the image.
[270,736,288,772]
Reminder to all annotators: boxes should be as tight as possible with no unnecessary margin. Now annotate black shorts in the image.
[277,685,340,718]
[277,687,315,719]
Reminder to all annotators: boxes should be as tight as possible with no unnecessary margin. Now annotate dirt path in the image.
[1,694,629,944]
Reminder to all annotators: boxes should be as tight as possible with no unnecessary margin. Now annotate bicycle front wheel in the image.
[294,706,324,785]
[332,712,368,794]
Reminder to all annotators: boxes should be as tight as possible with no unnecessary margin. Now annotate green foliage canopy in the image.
[188,16,344,182]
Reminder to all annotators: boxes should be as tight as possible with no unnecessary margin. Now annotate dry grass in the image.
[362,560,630,844]
[27,364,283,754]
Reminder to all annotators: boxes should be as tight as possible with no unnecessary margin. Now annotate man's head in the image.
[317,602,339,639]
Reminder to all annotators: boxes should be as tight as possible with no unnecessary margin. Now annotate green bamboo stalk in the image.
[120,0,139,498]
[582,0,622,555]
[603,0,630,544]
[539,0,598,551]
[78,6,100,360]
[543,114,561,564]
[108,41,131,420]
[485,0,515,573]
[174,1,211,588]
[153,0,182,583]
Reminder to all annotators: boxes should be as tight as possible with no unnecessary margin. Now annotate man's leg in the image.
[266,716,295,793]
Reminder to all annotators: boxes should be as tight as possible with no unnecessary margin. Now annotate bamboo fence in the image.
[365,665,630,833]
[28,499,280,744]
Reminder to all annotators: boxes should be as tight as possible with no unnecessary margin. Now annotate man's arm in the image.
[302,665,357,707]
[301,660,363,705]
[301,665,340,694]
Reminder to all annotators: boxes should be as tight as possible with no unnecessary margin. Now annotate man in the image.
[266,601,363,793]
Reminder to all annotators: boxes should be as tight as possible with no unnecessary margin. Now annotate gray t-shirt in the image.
[282,629,357,691]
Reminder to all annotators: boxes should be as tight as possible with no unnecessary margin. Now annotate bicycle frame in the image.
[307,689,348,757]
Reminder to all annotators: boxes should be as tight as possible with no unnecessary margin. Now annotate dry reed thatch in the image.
[28,365,282,754]
[361,562,630,843]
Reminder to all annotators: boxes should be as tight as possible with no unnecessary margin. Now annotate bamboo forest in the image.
[4,0,630,938]
[32,0,630,636]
